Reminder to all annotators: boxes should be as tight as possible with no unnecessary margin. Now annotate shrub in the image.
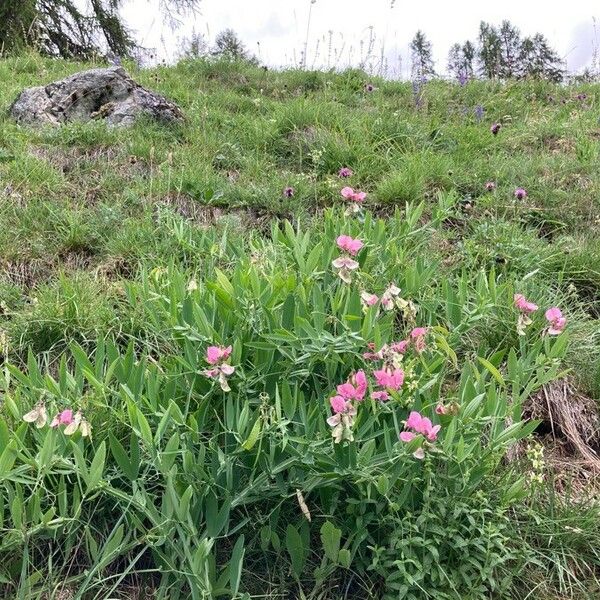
[0,210,569,598]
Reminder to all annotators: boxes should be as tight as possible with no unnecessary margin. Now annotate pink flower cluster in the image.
[514,294,566,336]
[204,345,236,392]
[341,186,366,204]
[327,370,366,442]
[399,411,442,459]
[332,235,363,283]
[373,368,404,390]
[400,411,441,442]
[359,284,406,312]
[23,403,91,436]
[341,186,366,214]
[50,408,91,436]
[363,328,428,362]
[545,307,566,335]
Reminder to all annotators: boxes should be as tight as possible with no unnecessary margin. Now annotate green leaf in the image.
[320,520,341,563]
[109,433,137,482]
[229,534,245,596]
[87,441,106,492]
[477,356,505,386]
[242,416,261,451]
[285,524,305,578]
[338,549,351,568]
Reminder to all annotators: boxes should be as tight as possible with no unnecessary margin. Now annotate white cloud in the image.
[121,0,599,75]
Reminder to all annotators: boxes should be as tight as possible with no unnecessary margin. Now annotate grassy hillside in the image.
[0,53,600,599]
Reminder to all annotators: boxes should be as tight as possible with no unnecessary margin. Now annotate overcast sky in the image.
[122,0,599,76]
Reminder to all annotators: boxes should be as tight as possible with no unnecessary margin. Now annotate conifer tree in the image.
[477,21,502,78]
[0,0,199,59]
[410,30,436,81]
[497,20,521,78]
[519,33,564,82]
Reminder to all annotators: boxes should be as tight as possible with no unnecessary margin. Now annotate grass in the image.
[0,52,599,599]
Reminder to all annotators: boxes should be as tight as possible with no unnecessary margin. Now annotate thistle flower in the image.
[338,167,353,178]
[514,187,527,200]
[283,186,295,198]
[490,122,501,135]
[485,181,496,191]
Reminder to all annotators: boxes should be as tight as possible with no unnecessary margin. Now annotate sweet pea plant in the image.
[0,207,569,599]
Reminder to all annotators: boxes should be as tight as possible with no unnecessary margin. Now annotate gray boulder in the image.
[10,66,184,127]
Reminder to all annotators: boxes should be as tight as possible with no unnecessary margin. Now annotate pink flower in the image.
[337,370,367,401]
[545,307,566,335]
[413,447,426,459]
[427,425,441,441]
[204,344,235,391]
[336,235,363,256]
[490,122,501,135]
[338,167,353,178]
[50,408,74,428]
[330,395,348,414]
[340,186,367,203]
[363,342,384,361]
[485,181,496,191]
[435,403,448,415]
[361,291,379,308]
[327,397,357,443]
[402,410,441,441]
[373,368,404,390]
[514,187,527,200]
[371,391,389,402]
[391,340,409,354]
[410,327,427,353]
[206,345,232,365]
[381,284,401,311]
[399,431,416,442]
[406,411,422,430]
[332,256,360,270]
[332,256,360,284]
[514,294,538,314]
[59,409,74,425]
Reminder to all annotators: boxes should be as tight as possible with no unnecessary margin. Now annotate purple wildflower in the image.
[474,105,484,122]
[490,122,501,135]
[514,187,527,200]
[283,186,295,198]
[485,181,496,192]
[338,167,353,178]
[365,83,375,92]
